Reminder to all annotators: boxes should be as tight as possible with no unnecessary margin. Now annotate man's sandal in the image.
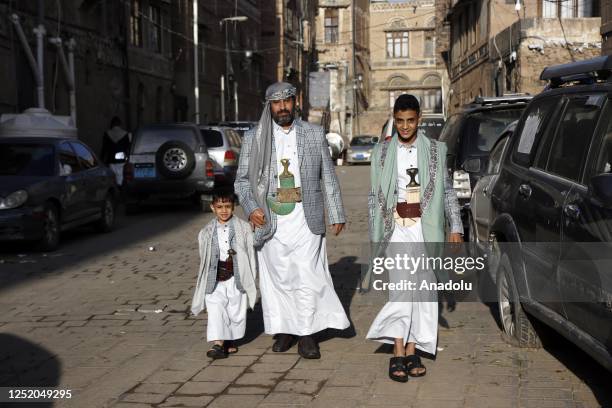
[389,356,409,383]
[206,344,228,359]
[405,354,426,377]
[225,341,238,354]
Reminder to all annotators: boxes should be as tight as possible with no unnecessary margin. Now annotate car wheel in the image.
[496,254,541,348]
[95,194,116,233]
[155,140,196,179]
[38,204,60,251]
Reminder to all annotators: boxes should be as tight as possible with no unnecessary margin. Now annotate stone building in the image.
[444,0,602,113]
[309,0,370,140]
[359,0,446,136]
[602,0,612,55]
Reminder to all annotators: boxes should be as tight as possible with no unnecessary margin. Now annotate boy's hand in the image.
[249,208,266,227]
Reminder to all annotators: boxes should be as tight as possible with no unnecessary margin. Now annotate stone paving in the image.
[0,166,610,408]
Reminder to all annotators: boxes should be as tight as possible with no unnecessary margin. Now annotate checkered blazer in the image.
[235,119,346,244]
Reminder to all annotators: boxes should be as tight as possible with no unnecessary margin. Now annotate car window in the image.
[512,98,559,167]
[544,94,604,183]
[0,143,55,176]
[350,136,377,146]
[419,118,445,140]
[133,128,198,154]
[70,141,97,170]
[58,141,81,174]
[200,129,224,148]
[595,103,612,174]
[439,114,459,146]
[464,109,523,154]
[487,134,510,174]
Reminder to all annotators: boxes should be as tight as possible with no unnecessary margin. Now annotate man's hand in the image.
[331,223,345,236]
[249,208,266,228]
[448,232,463,243]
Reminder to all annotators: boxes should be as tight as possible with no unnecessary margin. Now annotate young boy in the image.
[191,191,258,359]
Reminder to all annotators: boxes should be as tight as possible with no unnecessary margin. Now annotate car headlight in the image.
[0,190,28,210]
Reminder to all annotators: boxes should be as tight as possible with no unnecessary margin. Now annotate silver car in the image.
[346,135,379,164]
[199,126,242,187]
[123,123,216,213]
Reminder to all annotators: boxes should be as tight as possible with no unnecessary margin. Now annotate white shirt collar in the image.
[273,119,295,135]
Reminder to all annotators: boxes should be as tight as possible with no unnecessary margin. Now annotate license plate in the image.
[135,166,156,178]
[356,154,364,160]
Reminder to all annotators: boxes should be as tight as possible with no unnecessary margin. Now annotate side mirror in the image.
[114,152,126,162]
[462,158,481,173]
[589,173,612,206]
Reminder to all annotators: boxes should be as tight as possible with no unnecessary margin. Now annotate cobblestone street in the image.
[1,166,610,408]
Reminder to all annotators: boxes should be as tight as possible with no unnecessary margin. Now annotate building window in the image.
[424,32,434,58]
[324,9,339,43]
[386,31,409,58]
[130,0,142,47]
[542,0,600,17]
[422,89,443,113]
[149,5,162,53]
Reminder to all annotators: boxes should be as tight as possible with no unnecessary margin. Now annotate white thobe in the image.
[366,143,439,354]
[256,122,350,336]
[204,222,247,341]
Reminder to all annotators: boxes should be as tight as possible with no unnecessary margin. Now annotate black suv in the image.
[489,56,612,371]
[440,95,532,218]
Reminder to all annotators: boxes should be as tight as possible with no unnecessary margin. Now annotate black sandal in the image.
[225,341,238,354]
[206,344,228,359]
[405,354,426,377]
[389,356,409,383]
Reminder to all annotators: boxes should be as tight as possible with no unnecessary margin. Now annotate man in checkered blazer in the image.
[234,82,349,360]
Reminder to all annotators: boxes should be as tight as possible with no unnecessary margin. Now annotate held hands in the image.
[331,223,345,236]
[448,232,463,243]
[249,208,266,229]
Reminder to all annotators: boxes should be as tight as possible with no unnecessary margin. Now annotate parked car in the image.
[346,135,379,164]
[206,121,257,138]
[439,94,532,237]
[469,121,516,256]
[0,137,118,250]
[418,113,445,140]
[199,126,242,187]
[489,56,612,371]
[122,123,216,213]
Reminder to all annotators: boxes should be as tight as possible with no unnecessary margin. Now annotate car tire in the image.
[38,203,60,251]
[95,194,116,233]
[496,254,541,348]
[155,141,196,179]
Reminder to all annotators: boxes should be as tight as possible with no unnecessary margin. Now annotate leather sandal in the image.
[405,354,426,377]
[206,344,228,359]
[389,356,409,382]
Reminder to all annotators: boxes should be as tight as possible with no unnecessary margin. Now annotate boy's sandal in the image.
[389,356,409,383]
[225,341,238,354]
[206,344,228,359]
[405,354,426,377]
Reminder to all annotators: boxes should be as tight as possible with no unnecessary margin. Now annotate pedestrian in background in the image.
[190,191,258,359]
[101,116,131,185]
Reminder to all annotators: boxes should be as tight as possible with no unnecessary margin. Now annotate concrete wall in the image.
[600,0,612,55]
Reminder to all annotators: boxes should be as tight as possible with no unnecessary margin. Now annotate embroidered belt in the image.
[396,202,422,219]
[216,260,234,282]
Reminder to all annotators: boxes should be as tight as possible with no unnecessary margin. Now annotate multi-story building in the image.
[444,0,601,112]
[360,0,446,136]
[602,0,612,55]
[310,0,370,139]
[0,0,179,154]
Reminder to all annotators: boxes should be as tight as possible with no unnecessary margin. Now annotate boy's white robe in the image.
[191,217,257,316]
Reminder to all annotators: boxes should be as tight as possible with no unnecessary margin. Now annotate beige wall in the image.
[364,0,445,136]
[602,0,612,55]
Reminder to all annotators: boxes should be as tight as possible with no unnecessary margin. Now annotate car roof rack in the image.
[470,94,532,106]
[540,55,612,88]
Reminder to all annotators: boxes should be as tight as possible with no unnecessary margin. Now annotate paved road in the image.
[0,165,610,408]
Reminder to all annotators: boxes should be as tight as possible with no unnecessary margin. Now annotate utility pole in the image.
[220,16,248,122]
[193,0,200,124]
